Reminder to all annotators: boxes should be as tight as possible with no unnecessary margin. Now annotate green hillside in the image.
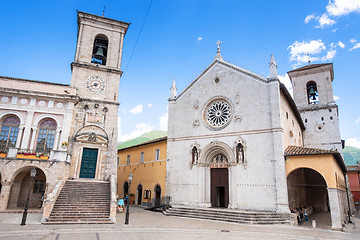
[118,130,167,150]
[343,146,360,166]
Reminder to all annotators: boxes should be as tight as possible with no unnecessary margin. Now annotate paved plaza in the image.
[0,206,359,240]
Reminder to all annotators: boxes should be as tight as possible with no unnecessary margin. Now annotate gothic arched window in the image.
[0,115,20,151]
[236,143,245,163]
[91,35,108,65]
[36,119,57,154]
[306,81,319,104]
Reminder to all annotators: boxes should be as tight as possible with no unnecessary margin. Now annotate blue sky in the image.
[0,0,359,147]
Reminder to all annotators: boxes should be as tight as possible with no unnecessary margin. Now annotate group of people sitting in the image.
[291,207,309,223]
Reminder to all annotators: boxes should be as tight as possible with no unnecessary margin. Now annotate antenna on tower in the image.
[306,53,311,65]
[102,6,106,16]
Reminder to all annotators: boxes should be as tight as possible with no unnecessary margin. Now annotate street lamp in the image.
[21,168,36,226]
[125,172,133,225]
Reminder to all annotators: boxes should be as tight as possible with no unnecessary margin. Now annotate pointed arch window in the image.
[36,119,57,154]
[91,35,108,65]
[306,81,319,104]
[0,116,20,151]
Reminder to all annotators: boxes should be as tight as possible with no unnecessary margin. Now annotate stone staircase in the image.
[164,206,292,225]
[44,179,112,224]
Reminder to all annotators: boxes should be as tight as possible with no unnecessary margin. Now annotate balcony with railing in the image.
[0,146,69,162]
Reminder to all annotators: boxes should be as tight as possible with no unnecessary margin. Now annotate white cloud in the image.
[197,37,203,43]
[355,117,360,124]
[147,103,153,108]
[350,38,357,43]
[338,41,345,48]
[118,123,154,142]
[321,49,337,61]
[333,95,340,101]
[288,40,325,65]
[129,104,143,114]
[159,112,168,131]
[326,0,360,17]
[278,74,293,96]
[305,14,315,23]
[305,0,360,28]
[350,42,360,51]
[317,13,336,28]
[346,138,360,148]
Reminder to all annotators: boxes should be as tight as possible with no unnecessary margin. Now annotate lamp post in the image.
[125,172,133,225]
[21,168,36,226]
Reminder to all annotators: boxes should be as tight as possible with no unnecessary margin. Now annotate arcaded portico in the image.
[285,145,349,230]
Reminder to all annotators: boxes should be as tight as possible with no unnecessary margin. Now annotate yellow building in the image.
[117,136,167,207]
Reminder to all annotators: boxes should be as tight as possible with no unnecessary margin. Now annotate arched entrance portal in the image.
[7,167,46,209]
[137,184,143,205]
[287,168,329,213]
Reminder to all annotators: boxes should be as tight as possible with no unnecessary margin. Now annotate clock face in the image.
[85,76,106,94]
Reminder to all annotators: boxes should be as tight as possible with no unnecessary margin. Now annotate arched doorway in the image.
[210,153,229,208]
[8,167,46,209]
[155,185,161,207]
[123,182,129,197]
[287,168,330,224]
[137,184,143,205]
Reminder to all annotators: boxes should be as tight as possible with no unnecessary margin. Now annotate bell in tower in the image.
[91,36,108,65]
[306,82,318,104]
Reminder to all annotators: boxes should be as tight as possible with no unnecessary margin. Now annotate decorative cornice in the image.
[71,62,123,75]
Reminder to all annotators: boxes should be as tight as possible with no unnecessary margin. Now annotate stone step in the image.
[45,180,111,224]
[164,207,291,225]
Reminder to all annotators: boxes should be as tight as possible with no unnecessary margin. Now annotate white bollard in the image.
[312,220,316,228]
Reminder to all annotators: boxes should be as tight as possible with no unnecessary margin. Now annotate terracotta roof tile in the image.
[284,145,338,156]
[284,145,346,173]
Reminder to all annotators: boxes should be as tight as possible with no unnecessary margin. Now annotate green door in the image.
[79,148,98,178]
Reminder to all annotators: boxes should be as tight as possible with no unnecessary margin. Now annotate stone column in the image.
[328,188,343,230]
[20,111,34,149]
[0,183,12,211]
[53,129,61,151]
[29,126,38,151]
[15,126,24,149]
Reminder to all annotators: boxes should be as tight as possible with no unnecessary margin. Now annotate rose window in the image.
[206,100,231,128]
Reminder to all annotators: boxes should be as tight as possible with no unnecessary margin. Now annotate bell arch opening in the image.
[91,34,108,66]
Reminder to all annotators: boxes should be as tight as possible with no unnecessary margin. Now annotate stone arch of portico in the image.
[7,166,47,210]
[7,165,48,184]
[287,165,330,188]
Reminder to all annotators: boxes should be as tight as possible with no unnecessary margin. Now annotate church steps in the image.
[44,179,112,224]
[164,207,291,225]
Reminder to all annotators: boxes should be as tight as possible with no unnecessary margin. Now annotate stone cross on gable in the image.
[215,40,222,53]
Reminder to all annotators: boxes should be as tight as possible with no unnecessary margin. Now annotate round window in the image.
[205,99,232,129]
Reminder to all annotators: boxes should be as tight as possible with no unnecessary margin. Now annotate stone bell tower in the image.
[69,11,129,180]
[288,63,343,155]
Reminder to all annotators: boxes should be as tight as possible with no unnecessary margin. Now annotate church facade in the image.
[166,46,350,229]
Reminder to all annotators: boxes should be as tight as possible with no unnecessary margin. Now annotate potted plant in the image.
[61,142,68,149]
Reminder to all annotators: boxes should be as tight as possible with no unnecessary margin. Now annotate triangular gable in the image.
[176,59,268,100]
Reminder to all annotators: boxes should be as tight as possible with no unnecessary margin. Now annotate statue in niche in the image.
[236,143,245,163]
[192,146,198,164]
